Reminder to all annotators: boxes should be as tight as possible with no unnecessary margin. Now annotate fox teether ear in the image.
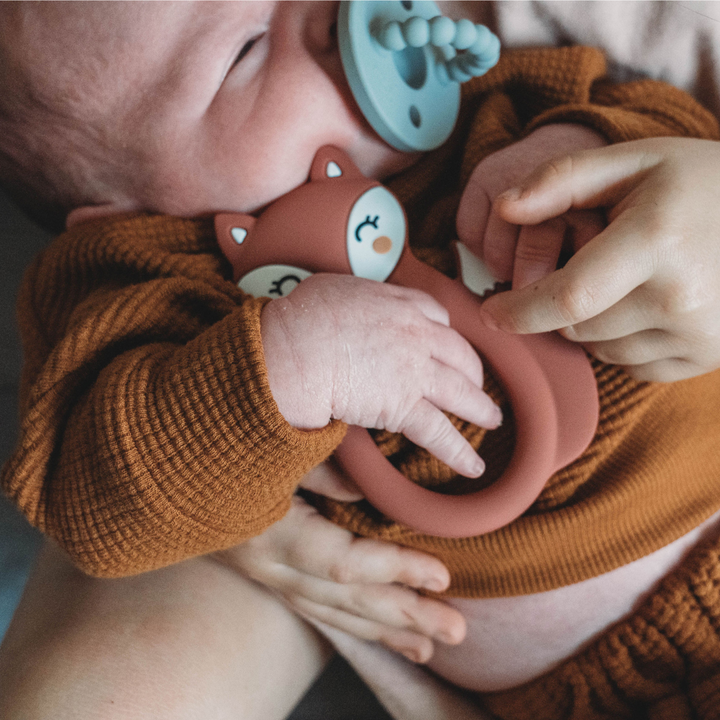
[310,146,364,181]
[215,213,256,270]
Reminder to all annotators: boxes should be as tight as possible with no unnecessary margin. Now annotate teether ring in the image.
[215,146,599,538]
[338,0,500,151]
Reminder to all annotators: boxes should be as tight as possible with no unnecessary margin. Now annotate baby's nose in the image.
[373,235,392,254]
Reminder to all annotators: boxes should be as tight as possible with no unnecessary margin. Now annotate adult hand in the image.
[482,137,720,382]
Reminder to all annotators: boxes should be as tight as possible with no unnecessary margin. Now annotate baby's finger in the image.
[285,576,466,646]
[401,400,487,478]
[425,362,502,431]
[295,601,436,663]
[482,209,520,282]
[388,284,451,327]
[430,325,486,389]
[511,218,565,290]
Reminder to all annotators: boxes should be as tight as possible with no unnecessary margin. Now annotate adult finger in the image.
[583,328,680,368]
[494,142,662,224]
[560,285,658,342]
[479,212,656,334]
[281,501,454,591]
[299,460,365,502]
[299,608,436,664]
[622,357,704,383]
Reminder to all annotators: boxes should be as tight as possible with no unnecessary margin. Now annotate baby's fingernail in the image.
[436,630,461,645]
[491,405,503,428]
[471,456,486,477]
[498,186,522,202]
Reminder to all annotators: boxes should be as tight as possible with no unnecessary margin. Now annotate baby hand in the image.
[456,123,607,289]
[483,137,720,382]
[214,461,467,664]
[261,273,501,478]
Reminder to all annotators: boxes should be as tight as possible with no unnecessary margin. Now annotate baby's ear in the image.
[310,146,365,182]
[215,213,256,269]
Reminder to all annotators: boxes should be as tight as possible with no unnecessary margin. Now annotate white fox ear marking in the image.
[326,161,342,178]
[231,227,248,245]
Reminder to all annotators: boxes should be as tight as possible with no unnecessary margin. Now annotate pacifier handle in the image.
[333,252,599,538]
[375,15,500,83]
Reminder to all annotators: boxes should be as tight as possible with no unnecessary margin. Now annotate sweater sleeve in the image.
[1,214,346,577]
[477,46,720,155]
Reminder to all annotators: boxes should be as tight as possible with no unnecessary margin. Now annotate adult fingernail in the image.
[400,648,422,663]
[498,186,522,202]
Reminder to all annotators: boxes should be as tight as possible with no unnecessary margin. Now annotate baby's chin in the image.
[348,139,421,181]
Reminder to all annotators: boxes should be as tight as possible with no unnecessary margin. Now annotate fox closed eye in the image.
[355,215,380,242]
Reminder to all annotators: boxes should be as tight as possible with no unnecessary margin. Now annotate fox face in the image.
[215,146,407,298]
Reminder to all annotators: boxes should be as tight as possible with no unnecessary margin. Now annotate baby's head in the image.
[0,1,413,231]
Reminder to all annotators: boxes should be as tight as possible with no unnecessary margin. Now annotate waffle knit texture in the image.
[2,47,719,582]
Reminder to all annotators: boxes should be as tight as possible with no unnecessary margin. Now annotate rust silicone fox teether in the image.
[215,146,599,538]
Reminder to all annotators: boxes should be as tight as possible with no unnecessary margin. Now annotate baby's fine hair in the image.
[0,3,133,232]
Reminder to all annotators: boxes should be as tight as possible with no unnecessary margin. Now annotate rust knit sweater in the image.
[3,47,720,586]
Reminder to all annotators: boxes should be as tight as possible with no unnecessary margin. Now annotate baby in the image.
[2,3,720,719]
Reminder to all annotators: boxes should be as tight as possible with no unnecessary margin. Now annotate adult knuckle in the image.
[659,275,711,317]
[552,279,596,325]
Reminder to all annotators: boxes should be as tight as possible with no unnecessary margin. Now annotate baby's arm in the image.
[481,137,720,382]
[260,273,501,479]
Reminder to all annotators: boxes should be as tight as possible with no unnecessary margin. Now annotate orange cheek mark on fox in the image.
[373,236,392,254]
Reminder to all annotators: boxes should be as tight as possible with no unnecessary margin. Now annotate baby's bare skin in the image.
[428,509,720,692]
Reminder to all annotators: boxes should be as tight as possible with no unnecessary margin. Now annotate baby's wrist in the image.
[260,300,333,430]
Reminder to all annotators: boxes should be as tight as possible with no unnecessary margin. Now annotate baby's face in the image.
[25,1,417,218]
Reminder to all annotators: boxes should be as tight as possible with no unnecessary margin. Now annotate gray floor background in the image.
[0,193,390,719]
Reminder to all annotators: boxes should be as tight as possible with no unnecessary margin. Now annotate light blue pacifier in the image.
[338,0,501,152]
